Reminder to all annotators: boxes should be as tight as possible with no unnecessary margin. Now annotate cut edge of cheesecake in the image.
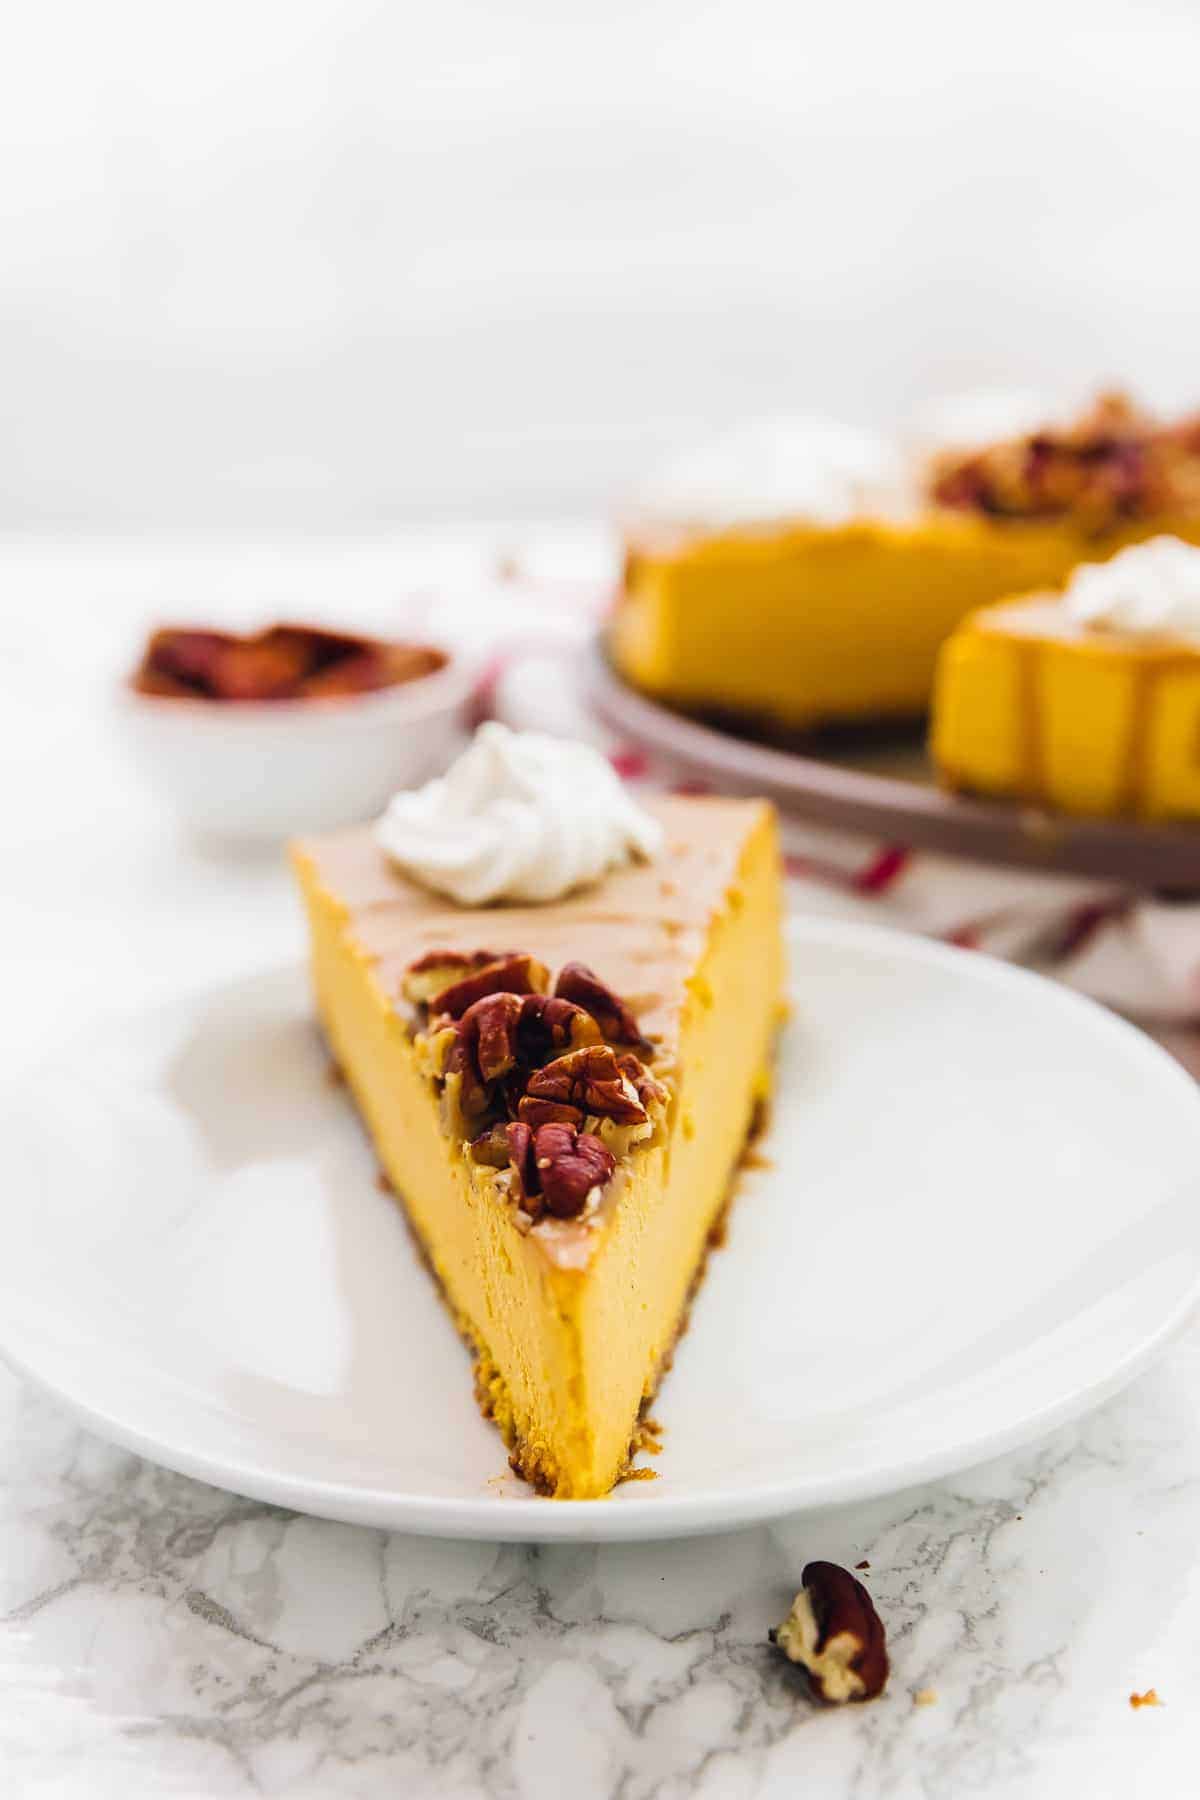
[290,795,786,1499]
[931,592,1200,821]
[612,511,1200,733]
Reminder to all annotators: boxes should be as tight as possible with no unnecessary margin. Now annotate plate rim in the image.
[587,635,1200,889]
[3,918,1199,1543]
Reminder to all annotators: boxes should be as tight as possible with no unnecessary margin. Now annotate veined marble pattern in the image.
[2,1330,1198,1800]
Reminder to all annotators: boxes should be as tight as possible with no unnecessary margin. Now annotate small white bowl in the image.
[118,650,477,842]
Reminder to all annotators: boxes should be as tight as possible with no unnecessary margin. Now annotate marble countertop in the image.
[2,534,1198,1798]
[5,1344,1200,1799]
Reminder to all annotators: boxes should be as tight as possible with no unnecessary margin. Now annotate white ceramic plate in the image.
[4,920,1199,1542]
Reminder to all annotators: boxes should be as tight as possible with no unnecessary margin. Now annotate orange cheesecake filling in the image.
[292,796,785,1498]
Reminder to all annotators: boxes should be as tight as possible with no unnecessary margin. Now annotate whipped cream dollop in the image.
[1063,536,1200,639]
[632,416,914,529]
[375,723,664,905]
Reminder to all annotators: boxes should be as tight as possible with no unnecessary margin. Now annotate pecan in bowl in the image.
[122,624,471,842]
[132,622,446,705]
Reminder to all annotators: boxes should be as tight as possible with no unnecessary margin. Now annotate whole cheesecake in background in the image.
[290,726,786,1499]
[933,536,1200,820]
[611,393,1200,735]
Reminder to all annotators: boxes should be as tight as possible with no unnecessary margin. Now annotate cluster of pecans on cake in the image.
[928,391,1200,531]
[401,950,667,1225]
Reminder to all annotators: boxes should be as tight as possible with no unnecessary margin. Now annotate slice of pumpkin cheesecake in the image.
[931,535,1200,819]
[290,726,784,1499]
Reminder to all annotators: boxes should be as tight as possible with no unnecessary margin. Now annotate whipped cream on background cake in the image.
[631,416,915,529]
[1064,536,1200,640]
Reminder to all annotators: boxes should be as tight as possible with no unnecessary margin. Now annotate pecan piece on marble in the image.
[769,1562,889,1705]
[532,1123,615,1219]
[429,953,549,1020]
[554,962,653,1053]
[520,1045,647,1128]
[402,950,501,1009]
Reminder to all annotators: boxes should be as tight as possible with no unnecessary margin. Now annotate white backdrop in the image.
[4,0,1200,525]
